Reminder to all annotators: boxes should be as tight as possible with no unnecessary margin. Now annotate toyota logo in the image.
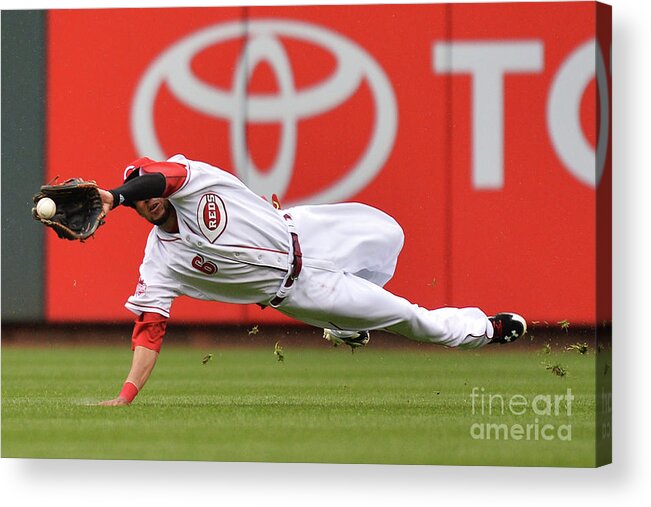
[131,19,397,205]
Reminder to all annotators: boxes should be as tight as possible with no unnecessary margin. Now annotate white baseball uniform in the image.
[126,154,493,348]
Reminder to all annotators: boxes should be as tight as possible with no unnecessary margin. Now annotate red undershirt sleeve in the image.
[138,161,188,197]
[131,312,168,353]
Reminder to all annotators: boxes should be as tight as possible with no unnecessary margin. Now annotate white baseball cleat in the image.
[488,313,527,344]
[323,328,370,350]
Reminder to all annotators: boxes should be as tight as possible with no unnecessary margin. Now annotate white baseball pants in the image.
[277,203,493,349]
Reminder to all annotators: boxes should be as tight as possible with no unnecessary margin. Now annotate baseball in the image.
[36,197,56,219]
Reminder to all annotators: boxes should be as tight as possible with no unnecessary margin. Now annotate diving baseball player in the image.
[96,155,526,405]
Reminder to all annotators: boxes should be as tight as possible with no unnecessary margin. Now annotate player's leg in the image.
[280,268,497,349]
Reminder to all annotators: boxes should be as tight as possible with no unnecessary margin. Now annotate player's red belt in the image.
[269,231,302,307]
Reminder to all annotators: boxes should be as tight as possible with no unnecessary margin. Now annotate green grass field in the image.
[2,341,603,466]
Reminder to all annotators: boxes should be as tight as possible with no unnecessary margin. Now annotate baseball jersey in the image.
[125,155,292,318]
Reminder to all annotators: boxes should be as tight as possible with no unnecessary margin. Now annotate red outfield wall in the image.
[45,3,611,324]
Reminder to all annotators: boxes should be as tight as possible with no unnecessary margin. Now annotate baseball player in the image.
[96,155,526,406]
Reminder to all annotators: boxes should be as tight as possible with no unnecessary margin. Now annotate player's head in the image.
[124,166,173,225]
[122,162,176,227]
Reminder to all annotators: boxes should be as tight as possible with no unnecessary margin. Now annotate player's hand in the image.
[98,188,114,219]
[97,397,130,406]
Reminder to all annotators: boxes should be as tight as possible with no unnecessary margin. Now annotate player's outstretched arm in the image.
[98,346,159,406]
[98,312,168,406]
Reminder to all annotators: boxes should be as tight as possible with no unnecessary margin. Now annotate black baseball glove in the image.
[32,178,105,241]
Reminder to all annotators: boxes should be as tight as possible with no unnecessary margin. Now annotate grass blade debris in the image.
[566,342,589,354]
[274,341,284,362]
